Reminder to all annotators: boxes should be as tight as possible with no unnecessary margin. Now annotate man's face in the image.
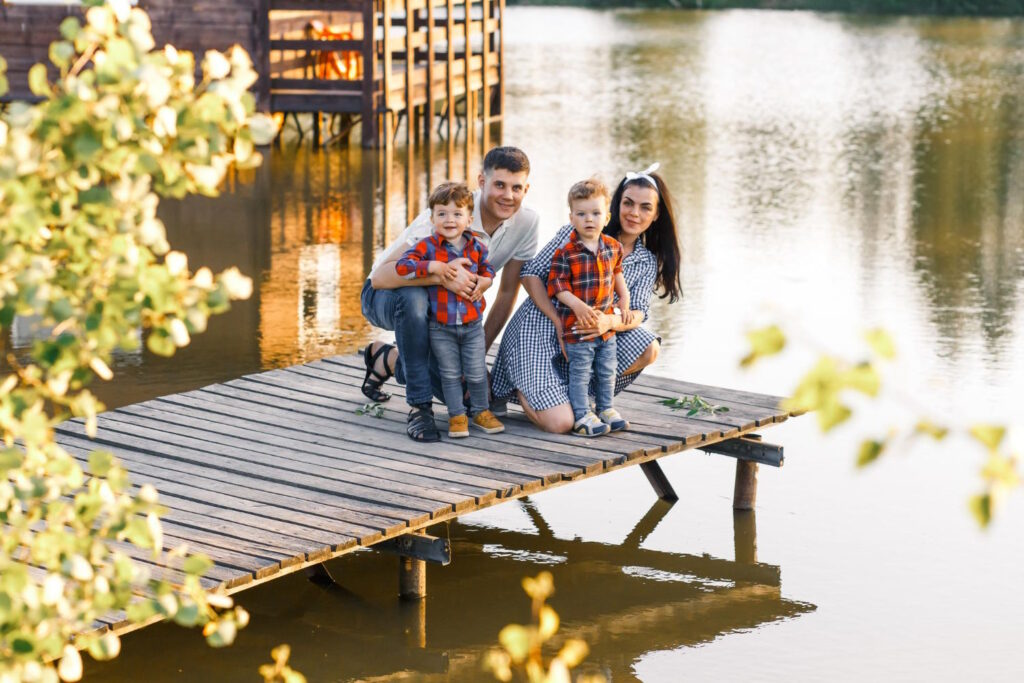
[478,168,530,222]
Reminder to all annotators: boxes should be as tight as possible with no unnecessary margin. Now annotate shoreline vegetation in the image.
[506,1,1024,17]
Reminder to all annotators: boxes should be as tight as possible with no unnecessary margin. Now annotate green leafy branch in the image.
[658,394,730,416]
[485,572,604,683]
[355,402,385,418]
[742,325,1019,528]
[0,0,277,679]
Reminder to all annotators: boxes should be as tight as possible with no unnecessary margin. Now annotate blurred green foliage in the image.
[0,0,275,679]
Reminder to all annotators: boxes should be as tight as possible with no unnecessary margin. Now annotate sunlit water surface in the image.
[81,8,1024,682]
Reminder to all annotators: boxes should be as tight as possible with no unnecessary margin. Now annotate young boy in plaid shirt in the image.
[395,182,506,438]
[548,179,635,437]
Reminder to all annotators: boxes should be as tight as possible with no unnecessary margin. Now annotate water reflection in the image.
[86,499,813,682]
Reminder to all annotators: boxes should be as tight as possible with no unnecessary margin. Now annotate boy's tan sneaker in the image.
[448,414,469,438]
[472,410,505,434]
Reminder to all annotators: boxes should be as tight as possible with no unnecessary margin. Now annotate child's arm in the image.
[614,271,634,325]
[555,290,599,328]
[548,248,599,328]
[395,240,435,279]
[468,240,495,302]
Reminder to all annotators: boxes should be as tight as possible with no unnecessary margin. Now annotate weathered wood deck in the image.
[53,353,796,636]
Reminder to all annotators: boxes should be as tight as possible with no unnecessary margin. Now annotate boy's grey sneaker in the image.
[599,408,629,432]
[490,397,508,417]
[573,411,611,437]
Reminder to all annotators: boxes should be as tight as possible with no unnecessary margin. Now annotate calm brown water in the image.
[79,8,1024,682]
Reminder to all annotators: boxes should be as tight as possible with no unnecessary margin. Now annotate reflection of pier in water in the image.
[89,497,813,682]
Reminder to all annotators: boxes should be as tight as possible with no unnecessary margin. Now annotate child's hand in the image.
[570,299,599,328]
[620,308,636,326]
[469,276,492,302]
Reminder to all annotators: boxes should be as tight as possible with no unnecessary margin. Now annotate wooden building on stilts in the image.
[0,0,505,148]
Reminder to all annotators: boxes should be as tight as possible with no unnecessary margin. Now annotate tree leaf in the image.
[741,325,786,367]
[183,553,213,576]
[864,328,896,359]
[968,424,1006,452]
[856,439,886,468]
[969,493,992,528]
[28,63,50,96]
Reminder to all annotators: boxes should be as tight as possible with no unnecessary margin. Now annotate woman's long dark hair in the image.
[605,172,682,303]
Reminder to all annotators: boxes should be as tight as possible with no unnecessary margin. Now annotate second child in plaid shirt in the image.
[395,182,505,438]
[548,179,635,437]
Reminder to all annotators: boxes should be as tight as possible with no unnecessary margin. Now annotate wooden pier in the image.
[53,352,798,637]
[0,0,503,148]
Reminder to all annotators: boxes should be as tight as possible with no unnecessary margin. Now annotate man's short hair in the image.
[567,178,610,207]
[482,146,530,175]
[429,181,475,211]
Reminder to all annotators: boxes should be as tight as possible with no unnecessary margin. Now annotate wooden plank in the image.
[111,402,494,509]
[633,372,790,415]
[270,38,364,50]
[55,419,440,527]
[55,432,408,539]
[81,411,464,519]
[271,364,635,467]
[200,381,568,485]
[61,440,387,544]
[138,396,509,502]
[235,368,613,472]
[155,391,530,496]
[307,359,679,459]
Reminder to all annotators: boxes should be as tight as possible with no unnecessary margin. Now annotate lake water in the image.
[82,7,1024,682]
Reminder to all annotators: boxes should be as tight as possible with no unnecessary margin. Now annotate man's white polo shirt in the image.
[369,190,540,279]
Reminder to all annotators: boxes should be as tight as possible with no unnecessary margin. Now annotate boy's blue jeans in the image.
[360,279,442,406]
[429,320,489,417]
[566,336,617,421]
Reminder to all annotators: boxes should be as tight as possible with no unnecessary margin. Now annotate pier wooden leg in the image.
[733,510,758,564]
[733,460,758,511]
[640,460,678,502]
[399,557,426,600]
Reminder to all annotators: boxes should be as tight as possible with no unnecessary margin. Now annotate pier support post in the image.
[399,557,427,600]
[639,460,678,502]
[733,460,758,511]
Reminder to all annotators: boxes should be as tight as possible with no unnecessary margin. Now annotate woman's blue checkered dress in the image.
[492,225,660,411]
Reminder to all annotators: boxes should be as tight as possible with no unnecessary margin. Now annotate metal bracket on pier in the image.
[376,532,452,566]
[700,435,784,467]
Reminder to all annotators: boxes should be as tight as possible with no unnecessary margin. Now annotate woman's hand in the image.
[553,318,568,360]
[573,312,614,341]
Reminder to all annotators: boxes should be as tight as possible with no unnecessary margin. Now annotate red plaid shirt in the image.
[395,232,495,325]
[547,230,623,343]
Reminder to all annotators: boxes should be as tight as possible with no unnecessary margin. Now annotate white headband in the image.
[624,162,660,193]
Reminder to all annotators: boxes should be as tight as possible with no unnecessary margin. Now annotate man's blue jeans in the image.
[566,336,617,421]
[429,320,489,417]
[360,279,441,407]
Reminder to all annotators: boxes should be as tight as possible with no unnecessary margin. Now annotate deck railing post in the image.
[361,0,379,148]
[398,556,427,599]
